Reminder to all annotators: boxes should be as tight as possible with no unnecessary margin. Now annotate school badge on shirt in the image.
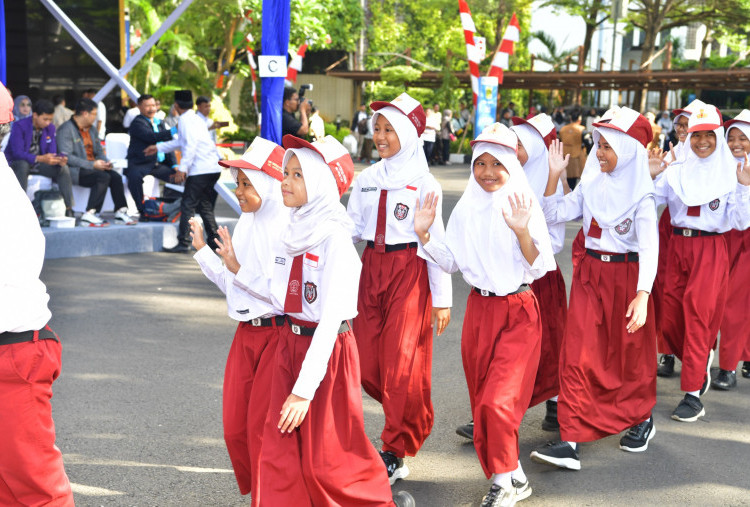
[615,218,632,235]
[304,282,317,303]
[394,203,409,220]
[709,198,720,211]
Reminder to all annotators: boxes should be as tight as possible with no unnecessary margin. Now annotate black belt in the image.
[585,249,639,263]
[243,316,286,327]
[672,227,722,238]
[287,317,350,337]
[0,325,59,346]
[473,284,531,297]
[366,241,418,252]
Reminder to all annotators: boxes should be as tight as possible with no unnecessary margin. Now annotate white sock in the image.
[687,390,700,398]
[511,460,527,483]
[492,472,512,489]
[550,395,558,402]
[564,440,577,450]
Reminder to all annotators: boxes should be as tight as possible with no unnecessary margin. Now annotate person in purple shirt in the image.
[6,99,74,216]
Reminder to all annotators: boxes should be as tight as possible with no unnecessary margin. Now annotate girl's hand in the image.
[432,307,450,336]
[189,218,206,250]
[215,226,241,274]
[414,191,439,244]
[626,291,649,333]
[278,393,311,433]
[548,139,570,180]
[648,146,670,179]
[737,153,750,186]
[502,193,533,235]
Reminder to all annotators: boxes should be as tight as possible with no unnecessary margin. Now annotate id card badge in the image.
[587,217,603,239]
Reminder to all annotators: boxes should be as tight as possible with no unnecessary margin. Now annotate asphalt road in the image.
[41,164,750,506]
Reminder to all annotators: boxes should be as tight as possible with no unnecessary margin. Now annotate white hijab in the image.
[445,142,555,294]
[580,128,655,227]
[726,122,750,163]
[666,126,737,206]
[369,106,429,190]
[229,167,288,276]
[282,147,354,256]
[511,122,553,199]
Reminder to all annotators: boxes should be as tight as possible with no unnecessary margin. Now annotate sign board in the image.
[258,55,287,78]
[475,76,499,137]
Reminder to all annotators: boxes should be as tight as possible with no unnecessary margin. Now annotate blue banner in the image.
[260,0,291,144]
[475,77,499,137]
[0,0,6,84]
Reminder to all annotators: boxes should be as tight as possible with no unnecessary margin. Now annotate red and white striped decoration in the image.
[488,13,520,84]
[285,43,308,85]
[458,0,480,105]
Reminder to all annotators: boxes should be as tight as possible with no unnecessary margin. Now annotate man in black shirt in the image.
[281,86,311,138]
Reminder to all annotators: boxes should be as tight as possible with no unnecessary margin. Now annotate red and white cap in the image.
[369,93,426,136]
[470,122,518,151]
[723,109,750,129]
[219,136,285,181]
[593,106,652,148]
[511,113,556,148]
[673,98,707,118]
[687,105,723,133]
[0,82,14,124]
[283,134,354,197]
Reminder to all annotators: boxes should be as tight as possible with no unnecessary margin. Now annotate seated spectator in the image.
[57,98,136,226]
[126,94,177,215]
[12,95,32,123]
[52,95,73,128]
[5,98,74,216]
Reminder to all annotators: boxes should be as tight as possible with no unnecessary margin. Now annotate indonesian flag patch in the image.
[304,252,319,268]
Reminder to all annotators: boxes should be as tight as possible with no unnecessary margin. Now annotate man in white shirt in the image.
[148,90,222,253]
[196,95,227,145]
[0,82,74,507]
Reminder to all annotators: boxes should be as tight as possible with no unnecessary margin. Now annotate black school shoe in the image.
[456,420,474,440]
[529,441,581,470]
[711,369,737,391]
[671,393,705,422]
[657,354,676,377]
[742,362,750,379]
[541,400,559,432]
[619,416,655,452]
[392,491,415,507]
[379,450,409,485]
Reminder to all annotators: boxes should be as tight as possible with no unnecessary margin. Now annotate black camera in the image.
[299,83,313,102]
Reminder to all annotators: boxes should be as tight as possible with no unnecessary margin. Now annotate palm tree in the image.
[532,31,580,107]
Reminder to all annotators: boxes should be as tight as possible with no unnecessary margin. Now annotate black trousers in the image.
[10,159,74,208]
[125,163,175,213]
[77,168,128,213]
[177,172,220,248]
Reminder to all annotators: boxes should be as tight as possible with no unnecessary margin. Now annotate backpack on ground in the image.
[142,197,181,223]
[32,189,66,226]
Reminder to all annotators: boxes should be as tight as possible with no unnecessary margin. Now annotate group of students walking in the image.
[191,91,750,507]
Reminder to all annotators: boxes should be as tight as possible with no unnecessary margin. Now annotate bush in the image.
[324,122,351,143]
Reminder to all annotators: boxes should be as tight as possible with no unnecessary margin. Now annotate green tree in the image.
[538,0,608,71]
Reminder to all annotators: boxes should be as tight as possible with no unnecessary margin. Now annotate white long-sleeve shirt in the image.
[158,109,220,176]
[346,169,452,308]
[543,186,659,293]
[654,172,750,232]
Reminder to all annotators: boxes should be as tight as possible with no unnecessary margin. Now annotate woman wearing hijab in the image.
[654,105,750,422]
[12,95,32,122]
[346,93,452,484]
[414,122,555,506]
[531,107,660,470]
[188,137,287,504]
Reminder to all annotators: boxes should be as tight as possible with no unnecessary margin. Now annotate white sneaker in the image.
[79,210,108,227]
[114,209,137,225]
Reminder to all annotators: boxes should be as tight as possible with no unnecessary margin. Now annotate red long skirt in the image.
[571,227,585,272]
[462,290,541,477]
[222,321,279,501]
[660,235,728,391]
[719,229,750,370]
[653,208,673,354]
[258,324,394,506]
[559,254,657,442]
[529,265,567,407]
[354,246,434,458]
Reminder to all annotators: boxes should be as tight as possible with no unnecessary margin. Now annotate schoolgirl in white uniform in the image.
[414,123,555,506]
[189,137,287,504]
[346,93,452,482]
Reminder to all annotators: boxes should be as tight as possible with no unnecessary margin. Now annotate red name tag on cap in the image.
[587,217,603,239]
[687,206,701,217]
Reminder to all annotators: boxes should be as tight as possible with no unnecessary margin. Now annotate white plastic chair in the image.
[105,133,130,170]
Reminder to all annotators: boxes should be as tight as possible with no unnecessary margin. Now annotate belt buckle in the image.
[291,324,301,335]
[601,254,611,262]
[683,229,692,237]
[480,289,489,296]
[251,318,262,327]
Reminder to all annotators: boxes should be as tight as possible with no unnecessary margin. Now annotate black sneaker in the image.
[541,400,559,432]
[481,484,517,507]
[512,477,532,502]
[379,450,409,485]
[456,420,474,440]
[529,441,580,470]
[743,361,750,379]
[711,369,737,390]
[619,417,655,452]
[700,349,714,396]
[392,491,415,507]
[671,393,705,422]
[657,354,676,378]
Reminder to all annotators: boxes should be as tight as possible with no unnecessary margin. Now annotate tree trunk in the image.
[635,20,660,111]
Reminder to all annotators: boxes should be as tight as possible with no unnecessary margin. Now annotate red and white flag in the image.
[286,43,308,85]
[488,13,520,84]
[458,0,480,105]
